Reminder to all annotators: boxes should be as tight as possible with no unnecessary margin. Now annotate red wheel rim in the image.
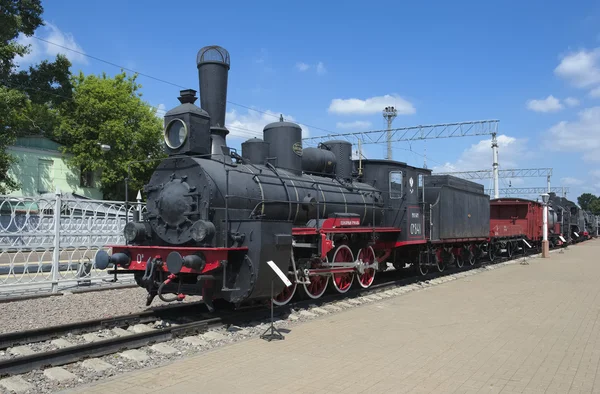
[357,246,376,288]
[303,258,329,299]
[332,246,353,293]
[272,273,297,306]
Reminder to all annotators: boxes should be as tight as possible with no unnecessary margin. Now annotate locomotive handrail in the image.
[223,166,380,195]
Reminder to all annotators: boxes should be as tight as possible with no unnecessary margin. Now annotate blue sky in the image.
[15,0,600,200]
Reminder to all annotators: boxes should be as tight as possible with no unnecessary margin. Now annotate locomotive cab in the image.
[357,159,430,239]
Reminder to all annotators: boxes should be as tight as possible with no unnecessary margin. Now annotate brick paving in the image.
[62,240,600,394]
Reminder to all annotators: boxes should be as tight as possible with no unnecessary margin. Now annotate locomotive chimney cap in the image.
[196,45,230,69]
[177,89,197,104]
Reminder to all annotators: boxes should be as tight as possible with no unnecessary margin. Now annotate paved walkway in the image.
[64,240,600,394]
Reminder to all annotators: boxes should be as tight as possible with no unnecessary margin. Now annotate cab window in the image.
[390,171,403,199]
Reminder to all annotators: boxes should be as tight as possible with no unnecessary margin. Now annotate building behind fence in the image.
[6,136,103,199]
[0,191,144,295]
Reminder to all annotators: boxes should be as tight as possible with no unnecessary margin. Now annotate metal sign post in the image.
[260,260,292,342]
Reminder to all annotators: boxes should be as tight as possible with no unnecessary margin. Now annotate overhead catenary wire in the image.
[1,79,263,140]
[31,36,338,136]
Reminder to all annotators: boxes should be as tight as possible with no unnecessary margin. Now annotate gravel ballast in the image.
[0,287,202,335]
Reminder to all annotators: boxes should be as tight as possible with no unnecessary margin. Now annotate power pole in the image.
[382,106,397,160]
[492,132,499,199]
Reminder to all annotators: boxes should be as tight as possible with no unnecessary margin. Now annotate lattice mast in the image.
[492,133,499,198]
[382,106,397,160]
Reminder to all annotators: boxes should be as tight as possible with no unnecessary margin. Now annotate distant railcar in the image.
[490,198,562,254]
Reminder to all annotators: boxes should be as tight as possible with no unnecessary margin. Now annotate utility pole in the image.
[541,193,550,258]
[491,132,499,199]
[382,106,397,160]
[547,175,551,193]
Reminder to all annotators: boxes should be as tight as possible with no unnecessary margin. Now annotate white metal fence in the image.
[0,191,145,296]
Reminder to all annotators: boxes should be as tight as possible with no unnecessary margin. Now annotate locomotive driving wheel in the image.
[356,246,376,289]
[302,257,329,299]
[330,245,354,294]
[272,254,297,306]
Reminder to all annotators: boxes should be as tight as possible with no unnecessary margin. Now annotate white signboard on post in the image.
[267,260,292,287]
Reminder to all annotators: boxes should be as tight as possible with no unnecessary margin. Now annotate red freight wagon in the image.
[490,198,562,248]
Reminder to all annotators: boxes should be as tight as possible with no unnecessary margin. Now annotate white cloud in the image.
[564,97,580,107]
[526,95,563,112]
[432,135,530,174]
[336,120,372,130]
[561,177,585,186]
[225,108,310,140]
[15,21,87,66]
[554,48,600,88]
[328,94,416,115]
[316,61,326,75]
[545,106,600,162]
[295,61,326,75]
[295,62,310,72]
[254,48,268,64]
[154,103,166,118]
[590,86,600,98]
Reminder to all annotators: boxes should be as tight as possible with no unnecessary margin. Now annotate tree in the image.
[0,0,72,193]
[590,199,600,216]
[577,193,597,211]
[56,71,165,200]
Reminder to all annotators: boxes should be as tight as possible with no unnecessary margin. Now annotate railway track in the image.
[0,247,558,380]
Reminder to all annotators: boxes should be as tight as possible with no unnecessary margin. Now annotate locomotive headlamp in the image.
[124,221,147,243]
[164,118,188,149]
[190,220,216,243]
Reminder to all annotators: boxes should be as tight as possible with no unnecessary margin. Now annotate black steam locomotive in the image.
[548,193,596,243]
[95,45,577,310]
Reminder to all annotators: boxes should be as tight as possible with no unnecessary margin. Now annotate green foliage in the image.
[590,198,600,216]
[56,71,165,200]
[0,0,44,80]
[577,193,597,211]
[0,0,72,194]
[0,86,26,193]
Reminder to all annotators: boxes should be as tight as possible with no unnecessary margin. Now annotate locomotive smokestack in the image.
[197,46,231,162]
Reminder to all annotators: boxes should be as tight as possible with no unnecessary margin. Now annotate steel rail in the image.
[0,319,209,376]
[0,306,270,377]
[0,301,207,350]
